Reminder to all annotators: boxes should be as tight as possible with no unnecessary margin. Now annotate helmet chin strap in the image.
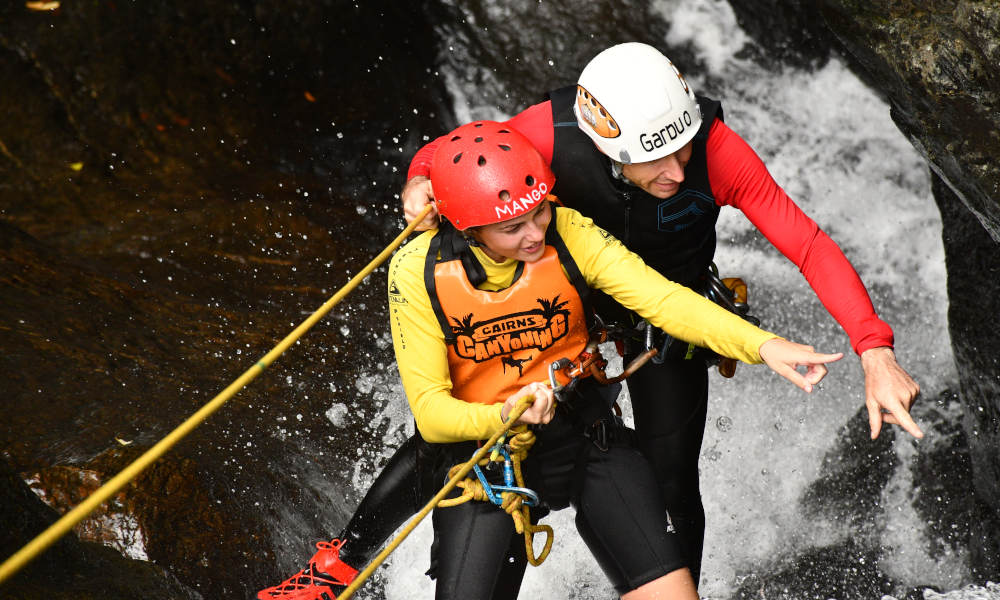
[610,160,639,188]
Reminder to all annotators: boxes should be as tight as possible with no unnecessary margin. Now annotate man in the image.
[400,42,921,583]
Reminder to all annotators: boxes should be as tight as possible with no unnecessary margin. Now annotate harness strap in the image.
[544,209,595,331]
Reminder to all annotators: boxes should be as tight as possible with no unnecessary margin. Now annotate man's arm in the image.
[706,118,922,438]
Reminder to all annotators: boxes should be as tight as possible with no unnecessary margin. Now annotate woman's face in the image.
[470,200,552,263]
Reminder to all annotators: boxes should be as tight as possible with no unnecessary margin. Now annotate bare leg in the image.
[621,567,698,600]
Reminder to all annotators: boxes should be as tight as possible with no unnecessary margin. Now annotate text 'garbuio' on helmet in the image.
[573,42,702,165]
[431,121,556,231]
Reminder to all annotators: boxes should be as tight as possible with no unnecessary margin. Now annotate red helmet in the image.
[431,120,555,230]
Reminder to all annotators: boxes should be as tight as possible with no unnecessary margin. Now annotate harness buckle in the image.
[586,420,609,452]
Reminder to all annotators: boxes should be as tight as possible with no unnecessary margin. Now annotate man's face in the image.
[621,141,693,199]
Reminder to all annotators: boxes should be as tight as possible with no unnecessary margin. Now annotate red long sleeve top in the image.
[407,101,893,355]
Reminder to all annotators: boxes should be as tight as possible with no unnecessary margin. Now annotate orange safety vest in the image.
[425,224,591,405]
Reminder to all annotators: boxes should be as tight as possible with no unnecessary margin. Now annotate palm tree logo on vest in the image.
[448,296,571,364]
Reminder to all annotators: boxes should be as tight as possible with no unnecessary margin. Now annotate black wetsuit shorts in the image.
[427,381,687,599]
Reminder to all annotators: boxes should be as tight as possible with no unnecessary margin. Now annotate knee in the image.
[621,567,698,600]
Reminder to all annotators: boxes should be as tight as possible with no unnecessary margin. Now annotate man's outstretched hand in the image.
[861,346,922,439]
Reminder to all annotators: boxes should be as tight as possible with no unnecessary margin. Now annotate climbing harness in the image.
[437,426,554,567]
[549,326,660,389]
[338,326,664,597]
[336,394,538,600]
[430,337,653,571]
[0,206,435,586]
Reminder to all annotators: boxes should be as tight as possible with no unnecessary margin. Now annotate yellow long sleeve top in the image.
[387,206,777,444]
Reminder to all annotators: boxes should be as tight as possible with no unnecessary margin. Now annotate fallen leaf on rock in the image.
[26,1,60,10]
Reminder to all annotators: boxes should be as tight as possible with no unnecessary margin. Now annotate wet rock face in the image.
[1,456,200,600]
[936,176,1000,579]
[1,1,450,597]
[725,0,834,68]
[817,1,1000,240]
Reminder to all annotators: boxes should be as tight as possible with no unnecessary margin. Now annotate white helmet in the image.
[574,42,702,164]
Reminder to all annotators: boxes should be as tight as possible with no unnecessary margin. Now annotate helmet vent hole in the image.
[525,175,535,186]
[478,155,487,167]
[450,135,461,142]
[498,129,511,134]
[452,152,463,164]
[498,144,511,151]
[474,136,484,143]
[499,190,510,202]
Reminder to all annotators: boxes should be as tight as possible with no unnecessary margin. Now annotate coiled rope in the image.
[437,426,554,566]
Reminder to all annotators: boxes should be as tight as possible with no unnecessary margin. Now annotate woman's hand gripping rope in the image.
[500,381,555,426]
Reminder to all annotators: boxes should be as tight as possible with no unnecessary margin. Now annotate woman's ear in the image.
[463,228,482,247]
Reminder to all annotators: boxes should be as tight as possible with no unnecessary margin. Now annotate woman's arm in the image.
[555,208,775,363]
[388,234,507,443]
[556,208,842,382]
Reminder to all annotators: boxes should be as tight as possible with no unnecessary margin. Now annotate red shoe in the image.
[258,539,359,600]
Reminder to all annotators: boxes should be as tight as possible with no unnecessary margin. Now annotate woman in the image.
[319,120,839,600]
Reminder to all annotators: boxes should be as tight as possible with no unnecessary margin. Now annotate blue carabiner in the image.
[492,484,540,507]
[472,463,504,505]
[469,443,541,507]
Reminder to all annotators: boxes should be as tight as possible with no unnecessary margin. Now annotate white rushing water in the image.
[338,0,998,598]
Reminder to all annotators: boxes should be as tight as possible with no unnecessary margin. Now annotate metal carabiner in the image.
[643,320,674,365]
[472,443,541,507]
[548,357,573,392]
[472,463,504,505]
[491,484,541,507]
[496,444,540,506]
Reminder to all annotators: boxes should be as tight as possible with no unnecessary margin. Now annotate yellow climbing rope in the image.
[437,426,553,566]
[336,394,543,600]
[0,205,433,586]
